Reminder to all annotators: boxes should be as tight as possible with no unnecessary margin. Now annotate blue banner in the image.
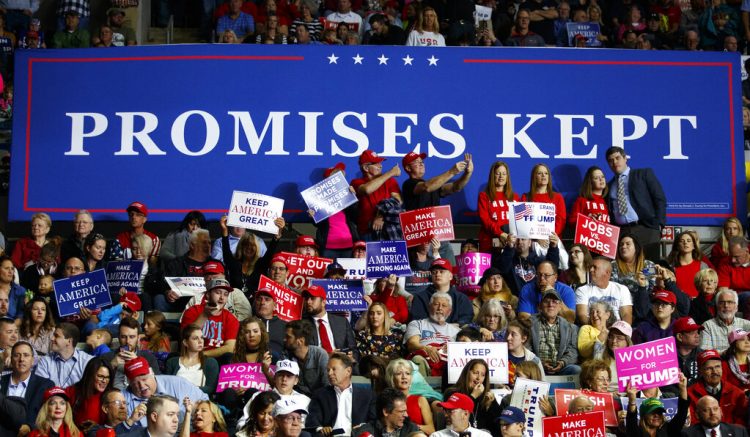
[620,397,680,422]
[105,260,144,293]
[300,171,358,223]
[53,269,112,318]
[366,241,411,279]
[311,279,366,312]
[9,45,744,226]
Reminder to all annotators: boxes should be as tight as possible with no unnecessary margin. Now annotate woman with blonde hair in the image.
[468,299,508,342]
[710,217,745,266]
[386,358,436,435]
[29,387,80,437]
[181,398,229,437]
[355,301,404,358]
[12,212,53,269]
[521,163,566,236]
[477,161,519,252]
[406,7,445,46]
[690,268,719,324]
[472,268,516,321]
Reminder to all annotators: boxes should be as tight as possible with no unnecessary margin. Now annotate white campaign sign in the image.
[227,191,284,234]
[510,378,550,437]
[166,277,206,297]
[508,202,556,239]
[447,342,509,384]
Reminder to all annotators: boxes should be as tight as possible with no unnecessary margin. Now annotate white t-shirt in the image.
[406,30,446,47]
[575,282,633,319]
[326,11,364,36]
[405,318,460,346]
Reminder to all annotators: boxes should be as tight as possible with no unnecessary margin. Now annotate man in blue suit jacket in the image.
[0,341,53,432]
[306,352,376,437]
[605,146,666,260]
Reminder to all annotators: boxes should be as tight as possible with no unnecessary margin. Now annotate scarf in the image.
[728,355,750,386]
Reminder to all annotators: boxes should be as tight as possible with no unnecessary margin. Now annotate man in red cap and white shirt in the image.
[180,278,239,360]
[117,201,160,262]
[432,393,491,437]
[351,149,402,238]
[687,349,747,426]
[632,289,677,344]
[674,316,704,385]
[302,284,356,356]
[409,258,473,325]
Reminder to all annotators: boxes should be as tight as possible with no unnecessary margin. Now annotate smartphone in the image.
[642,266,656,277]
[121,345,129,352]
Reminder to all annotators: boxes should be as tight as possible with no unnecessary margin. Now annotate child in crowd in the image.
[35,274,54,302]
[85,328,112,356]
[140,310,171,353]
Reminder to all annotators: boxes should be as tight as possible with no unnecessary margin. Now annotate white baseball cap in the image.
[275,359,300,376]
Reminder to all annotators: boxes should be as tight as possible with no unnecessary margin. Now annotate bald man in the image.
[681,396,749,437]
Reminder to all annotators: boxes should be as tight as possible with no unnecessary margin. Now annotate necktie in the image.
[711,429,717,437]
[617,174,628,216]
[318,319,334,353]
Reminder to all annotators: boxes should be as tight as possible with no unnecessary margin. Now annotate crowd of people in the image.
[0,144,744,437]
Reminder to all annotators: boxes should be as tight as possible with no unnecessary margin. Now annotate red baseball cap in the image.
[402,152,427,168]
[203,261,225,275]
[430,258,453,271]
[127,201,148,216]
[121,292,141,313]
[673,316,703,334]
[124,357,151,380]
[438,393,474,412]
[271,255,289,269]
[295,235,318,249]
[324,162,346,178]
[303,285,326,299]
[359,150,385,165]
[353,241,366,250]
[651,290,676,306]
[697,349,721,367]
[256,287,275,301]
[44,386,70,402]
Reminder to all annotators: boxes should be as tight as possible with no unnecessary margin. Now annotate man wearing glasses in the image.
[517,260,576,324]
[529,289,580,376]
[351,150,402,239]
[700,289,750,353]
[87,388,145,435]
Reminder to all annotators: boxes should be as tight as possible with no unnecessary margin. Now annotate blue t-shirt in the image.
[517,281,576,314]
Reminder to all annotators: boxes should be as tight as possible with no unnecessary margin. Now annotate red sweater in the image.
[688,379,747,426]
[66,385,106,427]
[10,237,42,269]
[568,195,609,225]
[718,261,750,291]
[477,191,519,252]
[674,260,704,299]
[521,192,567,235]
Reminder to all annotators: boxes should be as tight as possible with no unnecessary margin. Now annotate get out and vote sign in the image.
[574,214,620,259]
[227,191,284,234]
[54,269,112,318]
[447,342,508,384]
[399,205,455,247]
[615,337,680,392]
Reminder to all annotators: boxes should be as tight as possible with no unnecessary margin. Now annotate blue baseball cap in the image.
[497,406,525,424]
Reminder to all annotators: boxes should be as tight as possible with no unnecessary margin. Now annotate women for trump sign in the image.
[615,337,680,392]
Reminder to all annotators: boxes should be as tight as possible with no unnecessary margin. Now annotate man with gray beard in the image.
[700,289,750,353]
[405,292,460,377]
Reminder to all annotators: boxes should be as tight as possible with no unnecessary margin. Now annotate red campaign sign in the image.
[259,275,302,322]
[399,205,455,248]
[554,389,617,427]
[321,19,360,32]
[543,410,606,437]
[279,252,333,290]
[574,214,620,259]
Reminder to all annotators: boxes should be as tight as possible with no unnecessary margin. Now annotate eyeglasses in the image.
[537,273,556,279]
[96,374,111,381]
[280,414,304,423]
[107,400,125,407]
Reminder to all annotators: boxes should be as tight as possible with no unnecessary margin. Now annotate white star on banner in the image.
[378,54,389,65]
[353,54,364,64]
[327,53,339,64]
[402,55,414,66]
[428,55,439,66]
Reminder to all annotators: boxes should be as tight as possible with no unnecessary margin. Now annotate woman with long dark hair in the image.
[667,231,710,299]
[64,357,113,428]
[19,297,55,355]
[236,391,280,437]
[166,324,219,395]
[568,166,610,225]
[161,211,207,261]
[560,244,593,290]
[445,359,503,436]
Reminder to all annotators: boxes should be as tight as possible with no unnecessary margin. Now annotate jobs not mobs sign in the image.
[574,214,620,259]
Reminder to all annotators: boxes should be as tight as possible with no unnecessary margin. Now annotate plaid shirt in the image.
[537,318,560,364]
[374,197,403,241]
[57,0,90,17]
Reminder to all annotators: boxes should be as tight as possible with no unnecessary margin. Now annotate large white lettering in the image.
[115,112,166,156]
[171,110,220,156]
[227,111,290,156]
[65,112,107,156]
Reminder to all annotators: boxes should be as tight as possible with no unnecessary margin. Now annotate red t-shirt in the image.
[116,229,161,258]
[181,305,239,350]
[718,261,750,292]
[568,194,610,225]
[477,191,519,252]
[351,176,401,235]
[521,191,567,235]
[674,259,703,299]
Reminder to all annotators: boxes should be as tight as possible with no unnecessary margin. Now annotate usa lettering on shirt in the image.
[203,320,225,348]
[418,37,439,46]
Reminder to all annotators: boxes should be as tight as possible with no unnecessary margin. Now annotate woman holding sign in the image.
[445,359,503,436]
[521,164,566,236]
[568,166,610,226]
[477,161,519,253]
[625,372,689,437]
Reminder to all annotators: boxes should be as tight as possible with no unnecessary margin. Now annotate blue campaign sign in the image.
[311,279,366,312]
[566,23,602,47]
[366,241,412,279]
[300,171,358,223]
[9,45,744,226]
[105,260,144,293]
[53,269,112,317]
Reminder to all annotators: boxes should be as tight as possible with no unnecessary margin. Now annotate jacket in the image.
[529,314,579,367]
[0,373,53,426]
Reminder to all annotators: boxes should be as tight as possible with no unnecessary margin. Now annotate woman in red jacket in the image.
[477,161,519,253]
[568,166,610,226]
[521,163,566,236]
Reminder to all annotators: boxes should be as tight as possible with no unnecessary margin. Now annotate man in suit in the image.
[121,394,179,437]
[302,285,356,356]
[605,146,666,260]
[306,352,376,437]
[529,289,580,375]
[1,341,53,435]
[682,395,750,437]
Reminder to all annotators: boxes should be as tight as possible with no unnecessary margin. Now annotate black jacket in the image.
[306,384,376,436]
[0,373,53,426]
